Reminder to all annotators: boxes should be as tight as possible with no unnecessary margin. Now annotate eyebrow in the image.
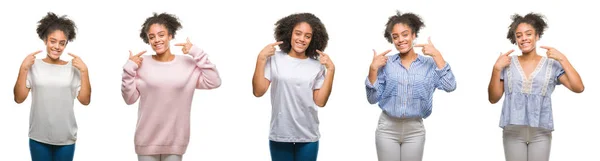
[148,31,166,35]
[293,30,312,34]
[48,37,66,42]
[392,30,409,35]
[517,29,533,33]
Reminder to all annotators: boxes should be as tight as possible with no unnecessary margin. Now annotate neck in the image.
[43,57,62,64]
[154,50,174,62]
[289,50,308,59]
[399,48,417,61]
[520,49,538,61]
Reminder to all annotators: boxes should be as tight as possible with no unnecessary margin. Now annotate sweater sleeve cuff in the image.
[123,60,139,74]
[187,45,206,58]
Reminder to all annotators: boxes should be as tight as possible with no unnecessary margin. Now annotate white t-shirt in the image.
[27,59,81,145]
[265,51,326,142]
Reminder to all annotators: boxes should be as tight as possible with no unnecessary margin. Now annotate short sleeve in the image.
[553,60,565,85]
[264,57,271,81]
[26,70,32,89]
[500,68,506,81]
[72,67,82,98]
[313,66,326,90]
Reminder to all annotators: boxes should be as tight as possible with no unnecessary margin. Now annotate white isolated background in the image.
[0,0,598,160]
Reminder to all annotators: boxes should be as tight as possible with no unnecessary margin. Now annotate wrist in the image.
[493,66,503,72]
[369,64,379,71]
[430,51,442,58]
[20,67,29,73]
[326,64,335,71]
[257,54,268,61]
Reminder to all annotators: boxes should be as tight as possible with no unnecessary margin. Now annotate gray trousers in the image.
[375,112,426,161]
[503,125,552,161]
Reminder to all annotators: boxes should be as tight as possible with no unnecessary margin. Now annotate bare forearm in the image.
[488,68,504,104]
[559,58,584,92]
[13,68,30,103]
[431,54,447,69]
[316,68,335,107]
[368,67,378,85]
[252,56,269,97]
[77,71,91,105]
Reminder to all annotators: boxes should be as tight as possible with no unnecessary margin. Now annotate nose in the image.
[298,37,306,43]
[519,36,527,42]
[396,37,406,44]
[51,43,59,50]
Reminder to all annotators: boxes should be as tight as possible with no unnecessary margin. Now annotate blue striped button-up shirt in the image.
[365,54,456,118]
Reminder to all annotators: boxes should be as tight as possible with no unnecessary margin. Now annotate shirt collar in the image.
[391,53,423,63]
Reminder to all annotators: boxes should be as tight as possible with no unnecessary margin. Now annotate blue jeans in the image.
[29,139,76,161]
[269,140,319,161]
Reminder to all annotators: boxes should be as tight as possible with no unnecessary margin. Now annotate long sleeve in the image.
[365,68,386,104]
[188,45,222,89]
[121,60,140,105]
[434,63,456,92]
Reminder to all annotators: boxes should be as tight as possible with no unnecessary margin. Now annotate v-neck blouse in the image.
[499,55,565,131]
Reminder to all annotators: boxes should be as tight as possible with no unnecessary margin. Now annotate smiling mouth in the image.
[397,43,409,48]
[49,50,61,55]
[520,42,531,47]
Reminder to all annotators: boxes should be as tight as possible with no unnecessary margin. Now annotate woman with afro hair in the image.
[488,13,584,161]
[365,11,457,161]
[121,12,221,161]
[252,12,335,161]
[13,12,91,161]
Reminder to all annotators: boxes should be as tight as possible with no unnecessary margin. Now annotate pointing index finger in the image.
[316,49,324,56]
[30,50,42,56]
[134,50,147,57]
[414,44,427,47]
[380,49,392,56]
[540,46,553,50]
[427,36,432,45]
[68,53,79,58]
[271,41,284,47]
[502,49,515,56]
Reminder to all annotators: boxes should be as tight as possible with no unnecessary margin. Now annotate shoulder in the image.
[547,58,561,67]
[417,54,436,66]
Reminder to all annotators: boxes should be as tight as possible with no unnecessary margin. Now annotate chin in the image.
[153,48,166,55]
[293,48,307,54]
[48,54,61,60]
[398,48,412,54]
[520,47,534,53]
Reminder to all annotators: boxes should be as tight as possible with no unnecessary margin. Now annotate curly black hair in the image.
[507,13,547,44]
[274,13,328,60]
[140,13,182,44]
[384,11,424,43]
[36,12,77,42]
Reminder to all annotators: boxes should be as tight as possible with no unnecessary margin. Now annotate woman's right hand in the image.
[258,41,283,60]
[20,50,42,71]
[370,49,391,70]
[493,49,514,71]
[129,50,147,67]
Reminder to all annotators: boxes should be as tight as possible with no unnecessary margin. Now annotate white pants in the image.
[138,154,183,161]
[503,125,552,161]
[375,112,426,161]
